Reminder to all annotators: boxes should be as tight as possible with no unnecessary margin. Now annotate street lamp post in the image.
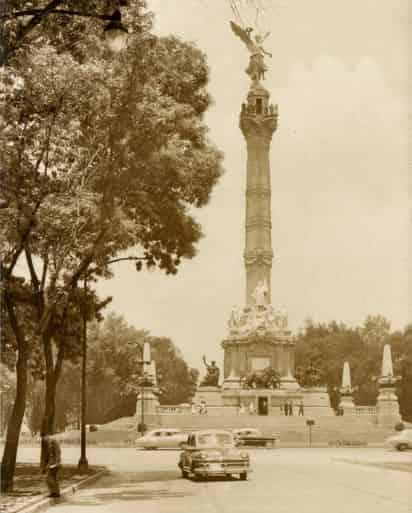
[306,419,315,448]
[78,278,88,474]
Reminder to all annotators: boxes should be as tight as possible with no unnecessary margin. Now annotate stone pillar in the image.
[240,82,277,305]
[339,361,355,414]
[376,344,401,425]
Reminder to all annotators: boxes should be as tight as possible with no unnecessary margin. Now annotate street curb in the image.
[14,469,108,513]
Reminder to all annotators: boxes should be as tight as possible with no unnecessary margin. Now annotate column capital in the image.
[240,113,277,140]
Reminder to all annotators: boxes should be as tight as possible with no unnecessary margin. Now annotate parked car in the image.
[136,428,189,449]
[232,428,279,447]
[385,429,412,451]
[178,429,251,480]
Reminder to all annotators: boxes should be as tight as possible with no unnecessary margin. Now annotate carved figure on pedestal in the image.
[228,306,242,332]
[200,355,220,387]
[241,367,280,390]
[252,280,268,306]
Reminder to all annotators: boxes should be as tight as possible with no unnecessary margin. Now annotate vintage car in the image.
[232,428,279,447]
[178,429,251,480]
[385,429,412,451]
[136,428,189,450]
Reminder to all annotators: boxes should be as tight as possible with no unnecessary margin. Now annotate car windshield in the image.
[197,433,233,446]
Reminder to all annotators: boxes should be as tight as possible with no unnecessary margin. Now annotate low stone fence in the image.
[157,405,239,416]
[353,406,377,416]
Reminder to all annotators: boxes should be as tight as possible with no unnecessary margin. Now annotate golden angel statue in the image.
[230,20,272,81]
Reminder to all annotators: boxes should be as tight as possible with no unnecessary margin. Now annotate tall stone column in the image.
[240,82,278,306]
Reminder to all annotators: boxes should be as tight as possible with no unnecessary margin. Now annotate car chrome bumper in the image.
[193,463,251,475]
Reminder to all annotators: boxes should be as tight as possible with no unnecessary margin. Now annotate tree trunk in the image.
[40,337,64,464]
[0,341,28,493]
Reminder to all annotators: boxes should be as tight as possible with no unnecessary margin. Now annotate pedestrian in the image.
[283,401,288,416]
[199,400,208,415]
[288,401,294,416]
[41,432,61,498]
[249,401,255,415]
[298,400,304,416]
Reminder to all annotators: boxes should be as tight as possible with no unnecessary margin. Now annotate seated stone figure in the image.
[200,355,220,387]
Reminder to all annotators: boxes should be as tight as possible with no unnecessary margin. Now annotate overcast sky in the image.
[97,0,411,373]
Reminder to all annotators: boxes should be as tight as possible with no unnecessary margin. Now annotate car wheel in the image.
[397,443,408,451]
[239,472,248,481]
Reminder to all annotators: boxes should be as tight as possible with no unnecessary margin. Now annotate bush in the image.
[89,425,98,432]
[394,421,404,432]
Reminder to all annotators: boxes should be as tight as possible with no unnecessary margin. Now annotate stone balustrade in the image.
[353,406,377,416]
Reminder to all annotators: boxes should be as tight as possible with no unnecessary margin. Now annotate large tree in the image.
[1,0,223,491]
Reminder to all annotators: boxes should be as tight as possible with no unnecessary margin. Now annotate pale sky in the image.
[97,0,411,373]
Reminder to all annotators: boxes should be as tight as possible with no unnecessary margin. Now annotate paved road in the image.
[17,447,412,513]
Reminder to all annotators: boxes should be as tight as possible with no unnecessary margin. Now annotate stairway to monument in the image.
[150,413,395,446]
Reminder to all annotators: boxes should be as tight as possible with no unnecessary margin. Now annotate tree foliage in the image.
[1,0,223,491]
[295,317,412,420]
[82,314,198,423]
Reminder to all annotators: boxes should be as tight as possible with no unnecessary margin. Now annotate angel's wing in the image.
[261,31,271,42]
[230,21,254,52]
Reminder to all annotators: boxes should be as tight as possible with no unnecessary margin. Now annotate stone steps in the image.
[145,413,396,444]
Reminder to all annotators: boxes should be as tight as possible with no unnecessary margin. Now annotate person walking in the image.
[283,401,288,416]
[288,401,294,416]
[298,400,304,416]
[41,432,62,498]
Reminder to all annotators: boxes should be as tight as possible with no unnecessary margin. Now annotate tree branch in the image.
[3,0,64,64]
[107,256,146,265]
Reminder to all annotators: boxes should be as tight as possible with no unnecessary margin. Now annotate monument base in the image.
[376,386,401,426]
[194,386,224,406]
[136,387,160,416]
[301,387,334,416]
[339,395,356,415]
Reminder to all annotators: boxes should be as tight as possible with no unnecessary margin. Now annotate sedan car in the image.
[385,429,412,451]
[232,428,279,447]
[136,428,188,449]
[178,429,251,480]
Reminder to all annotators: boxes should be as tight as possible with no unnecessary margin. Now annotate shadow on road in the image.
[61,471,193,508]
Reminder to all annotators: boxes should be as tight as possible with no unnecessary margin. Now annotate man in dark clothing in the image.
[298,401,304,416]
[41,433,62,498]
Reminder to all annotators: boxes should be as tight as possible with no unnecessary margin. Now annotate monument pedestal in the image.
[376,386,401,426]
[339,394,356,415]
[136,387,160,417]
[301,387,333,416]
[194,386,223,406]
[281,370,300,391]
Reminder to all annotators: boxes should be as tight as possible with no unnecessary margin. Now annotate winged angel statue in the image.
[230,20,272,82]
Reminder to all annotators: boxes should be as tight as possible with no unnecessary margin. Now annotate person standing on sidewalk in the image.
[41,432,62,498]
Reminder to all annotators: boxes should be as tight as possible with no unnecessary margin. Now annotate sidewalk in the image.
[0,464,106,513]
